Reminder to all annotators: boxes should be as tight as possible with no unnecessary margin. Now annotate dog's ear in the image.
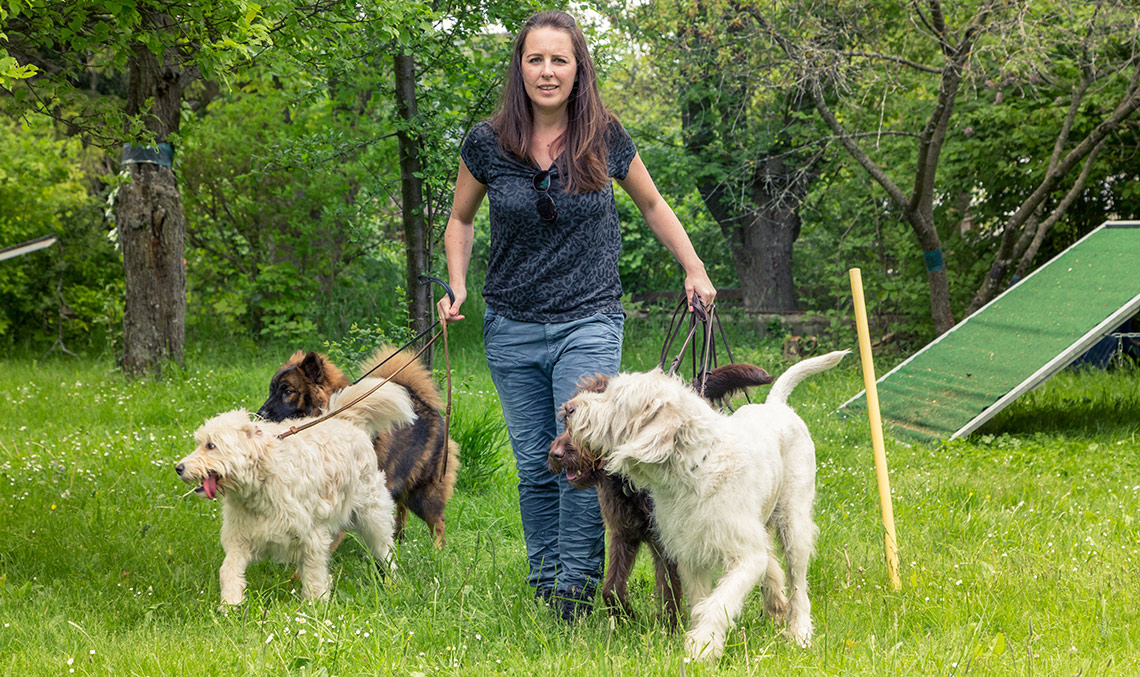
[610,431,673,467]
[576,372,610,393]
[607,397,683,467]
[299,351,326,383]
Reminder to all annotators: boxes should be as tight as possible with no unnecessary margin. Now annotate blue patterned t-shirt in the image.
[460,120,636,323]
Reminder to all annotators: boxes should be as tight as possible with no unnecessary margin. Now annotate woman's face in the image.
[520,27,577,114]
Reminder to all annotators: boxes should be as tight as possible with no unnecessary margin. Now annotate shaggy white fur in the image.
[177,378,416,605]
[564,351,848,661]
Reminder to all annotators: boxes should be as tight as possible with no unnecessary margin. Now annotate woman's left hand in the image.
[685,268,717,313]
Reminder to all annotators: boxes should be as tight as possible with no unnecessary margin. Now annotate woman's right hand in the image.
[437,285,467,323]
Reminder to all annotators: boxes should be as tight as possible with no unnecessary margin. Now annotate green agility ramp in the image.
[841,221,1140,444]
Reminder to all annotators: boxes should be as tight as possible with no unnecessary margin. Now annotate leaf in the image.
[991,632,1007,657]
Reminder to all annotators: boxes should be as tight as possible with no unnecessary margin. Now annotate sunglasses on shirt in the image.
[533,170,558,221]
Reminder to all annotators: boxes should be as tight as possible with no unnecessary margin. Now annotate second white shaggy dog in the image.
[176,378,416,605]
[563,351,848,660]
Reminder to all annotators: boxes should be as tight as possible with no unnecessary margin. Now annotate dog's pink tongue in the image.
[566,470,581,482]
[202,474,218,500]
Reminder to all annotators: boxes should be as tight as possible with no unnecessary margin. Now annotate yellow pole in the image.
[849,268,901,591]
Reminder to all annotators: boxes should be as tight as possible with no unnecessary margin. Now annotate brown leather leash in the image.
[276,330,444,441]
[277,275,456,482]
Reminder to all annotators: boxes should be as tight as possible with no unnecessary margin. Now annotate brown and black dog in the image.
[547,363,773,627]
[257,347,460,548]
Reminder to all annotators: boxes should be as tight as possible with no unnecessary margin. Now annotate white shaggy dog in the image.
[176,378,416,605]
[563,351,848,660]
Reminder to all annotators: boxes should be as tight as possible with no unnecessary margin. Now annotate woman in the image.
[437,10,716,621]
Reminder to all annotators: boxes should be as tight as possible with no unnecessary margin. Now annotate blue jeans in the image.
[483,307,624,595]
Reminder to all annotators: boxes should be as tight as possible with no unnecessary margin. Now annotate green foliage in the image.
[3,0,1138,355]
[614,187,736,296]
[1,0,285,143]
[602,0,822,309]
[779,0,1140,326]
[176,1,546,344]
[319,319,415,374]
[178,74,408,343]
[0,117,119,350]
[793,157,992,346]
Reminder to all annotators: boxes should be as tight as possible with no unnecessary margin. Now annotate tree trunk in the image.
[680,67,806,312]
[117,17,190,378]
[730,213,799,311]
[394,52,433,365]
[905,209,955,335]
[118,163,186,377]
[696,157,803,311]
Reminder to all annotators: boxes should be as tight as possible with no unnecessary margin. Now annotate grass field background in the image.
[2,315,1138,675]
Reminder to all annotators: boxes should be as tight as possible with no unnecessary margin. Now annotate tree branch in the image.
[841,51,942,74]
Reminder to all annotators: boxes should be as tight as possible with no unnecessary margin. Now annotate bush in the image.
[0,117,120,352]
[178,77,407,344]
[450,405,509,492]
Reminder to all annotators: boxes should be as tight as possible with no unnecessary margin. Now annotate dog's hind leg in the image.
[355,498,398,573]
[429,517,446,549]
[394,503,409,542]
[685,549,769,662]
[777,506,817,647]
[649,540,683,630]
[405,488,448,549]
[761,539,788,622]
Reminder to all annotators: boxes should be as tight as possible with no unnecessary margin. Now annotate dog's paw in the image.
[684,628,724,662]
[783,618,813,648]
[371,556,397,581]
[301,585,331,602]
[763,591,789,622]
[602,590,635,620]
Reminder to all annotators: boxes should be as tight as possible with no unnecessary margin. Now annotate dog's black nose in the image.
[175,463,185,476]
[550,444,565,461]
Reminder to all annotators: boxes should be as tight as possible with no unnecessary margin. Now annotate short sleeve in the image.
[606,121,637,180]
[460,122,494,185]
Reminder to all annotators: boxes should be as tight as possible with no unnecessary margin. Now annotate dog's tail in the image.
[766,350,850,406]
[359,346,444,411]
[325,377,417,437]
[697,363,773,403]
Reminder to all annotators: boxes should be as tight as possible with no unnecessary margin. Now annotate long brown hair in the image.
[491,11,617,194]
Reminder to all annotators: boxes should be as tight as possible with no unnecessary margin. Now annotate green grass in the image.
[2,319,1138,675]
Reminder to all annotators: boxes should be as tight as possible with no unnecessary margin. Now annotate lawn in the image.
[1,316,1138,675]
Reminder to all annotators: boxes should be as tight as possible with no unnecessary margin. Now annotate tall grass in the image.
[1,319,1138,675]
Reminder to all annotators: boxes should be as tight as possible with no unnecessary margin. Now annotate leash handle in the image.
[348,277,454,386]
[691,292,709,321]
[419,274,455,487]
[418,274,455,305]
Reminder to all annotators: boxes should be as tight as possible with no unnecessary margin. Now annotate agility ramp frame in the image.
[840,221,1140,445]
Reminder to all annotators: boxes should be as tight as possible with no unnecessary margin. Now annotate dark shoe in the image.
[534,585,555,605]
[552,585,595,623]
